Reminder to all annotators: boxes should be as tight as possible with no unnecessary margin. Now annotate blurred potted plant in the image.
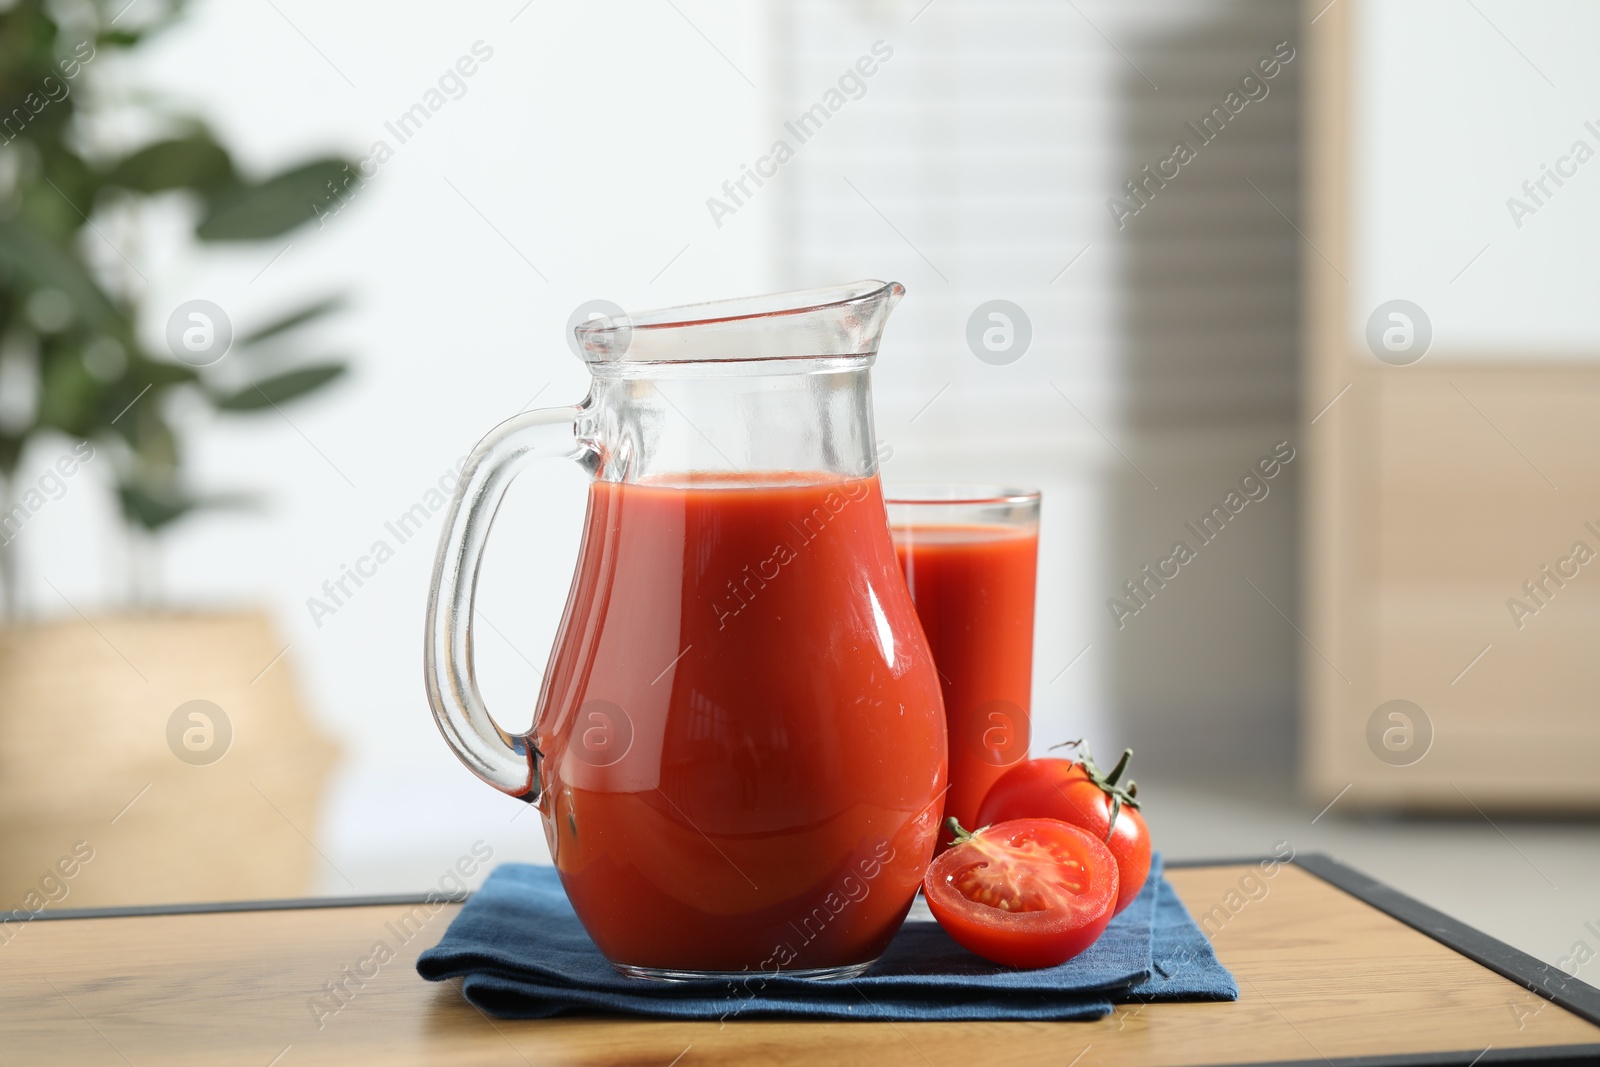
[0,0,354,905]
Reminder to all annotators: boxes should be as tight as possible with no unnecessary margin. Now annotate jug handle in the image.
[424,405,590,802]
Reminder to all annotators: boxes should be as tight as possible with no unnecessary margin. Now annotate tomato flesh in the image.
[948,830,1089,912]
[977,758,1153,918]
[923,819,1118,969]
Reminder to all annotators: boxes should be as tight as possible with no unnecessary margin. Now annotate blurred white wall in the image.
[1354,0,1600,356]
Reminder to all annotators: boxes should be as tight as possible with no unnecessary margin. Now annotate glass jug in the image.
[424,280,947,980]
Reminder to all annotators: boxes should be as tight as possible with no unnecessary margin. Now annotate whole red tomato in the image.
[923,817,1119,969]
[976,743,1151,917]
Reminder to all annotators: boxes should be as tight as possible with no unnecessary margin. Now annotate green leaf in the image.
[129,357,202,387]
[0,433,25,477]
[37,348,102,435]
[116,482,197,530]
[41,149,102,226]
[0,217,122,330]
[115,483,253,532]
[211,363,347,411]
[196,159,357,241]
[237,294,347,347]
[105,135,234,194]
[122,405,180,470]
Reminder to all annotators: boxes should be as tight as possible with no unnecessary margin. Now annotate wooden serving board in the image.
[4,856,1598,1066]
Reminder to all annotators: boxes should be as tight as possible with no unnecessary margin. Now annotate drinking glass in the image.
[886,486,1041,835]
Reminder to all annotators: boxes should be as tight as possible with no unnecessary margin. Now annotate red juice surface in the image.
[534,474,947,974]
[893,523,1039,833]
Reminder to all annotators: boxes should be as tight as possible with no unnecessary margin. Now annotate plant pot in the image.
[0,609,340,909]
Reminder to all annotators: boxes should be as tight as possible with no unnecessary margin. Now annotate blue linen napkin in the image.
[417,852,1235,1020]
[1122,876,1239,1002]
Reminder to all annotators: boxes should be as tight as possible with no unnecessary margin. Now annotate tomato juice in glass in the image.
[533,473,947,977]
[887,487,1040,836]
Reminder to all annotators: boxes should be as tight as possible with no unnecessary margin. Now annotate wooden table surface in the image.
[4,856,1598,1067]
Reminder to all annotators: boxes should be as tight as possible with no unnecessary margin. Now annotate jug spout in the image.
[575,280,905,367]
[881,278,906,313]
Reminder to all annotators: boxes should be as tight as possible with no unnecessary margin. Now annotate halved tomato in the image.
[976,744,1152,918]
[923,817,1118,969]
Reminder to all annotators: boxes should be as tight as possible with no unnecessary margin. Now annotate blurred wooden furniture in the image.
[1301,1,1600,808]
[5,856,1598,1066]
[0,610,338,906]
